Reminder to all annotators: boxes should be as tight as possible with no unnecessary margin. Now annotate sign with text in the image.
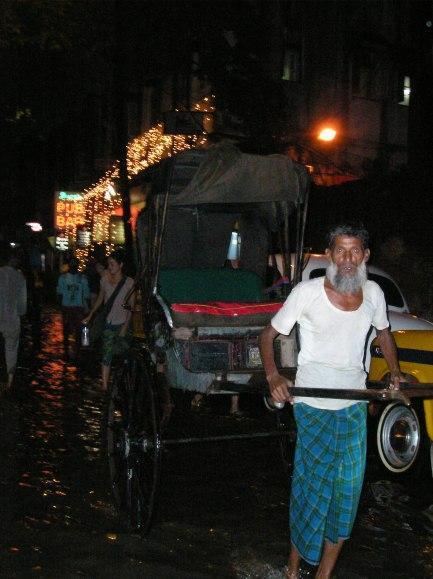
[55,236,69,251]
[76,226,92,248]
[54,190,86,243]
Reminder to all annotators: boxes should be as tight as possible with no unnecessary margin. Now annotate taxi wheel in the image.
[376,402,422,474]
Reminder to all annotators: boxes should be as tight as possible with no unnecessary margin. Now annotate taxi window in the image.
[368,273,404,308]
[308,268,405,308]
[309,268,326,279]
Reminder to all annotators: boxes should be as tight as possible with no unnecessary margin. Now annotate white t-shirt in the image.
[271,277,389,410]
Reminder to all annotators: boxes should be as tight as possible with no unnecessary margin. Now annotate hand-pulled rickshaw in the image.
[105,142,433,534]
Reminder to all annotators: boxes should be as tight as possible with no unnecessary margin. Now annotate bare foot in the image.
[284,566,299,579]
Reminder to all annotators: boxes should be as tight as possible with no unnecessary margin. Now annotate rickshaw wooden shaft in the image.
[155,382,433,448]
[210,380,433,407]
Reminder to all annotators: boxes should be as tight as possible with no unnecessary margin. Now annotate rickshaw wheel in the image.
[106,354,161,533]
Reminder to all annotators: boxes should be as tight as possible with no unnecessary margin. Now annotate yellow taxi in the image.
[369,329,433,476]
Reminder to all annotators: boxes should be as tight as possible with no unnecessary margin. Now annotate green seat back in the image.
[158,268,265,304]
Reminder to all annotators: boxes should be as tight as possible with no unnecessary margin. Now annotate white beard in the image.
[326,261,367,294]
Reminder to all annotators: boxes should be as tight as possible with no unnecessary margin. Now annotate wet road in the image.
[0,308,432,578]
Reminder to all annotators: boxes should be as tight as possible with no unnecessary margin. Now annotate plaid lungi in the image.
[289,402,367,565]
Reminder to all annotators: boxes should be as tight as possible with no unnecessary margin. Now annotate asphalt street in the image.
[0,308,432,578]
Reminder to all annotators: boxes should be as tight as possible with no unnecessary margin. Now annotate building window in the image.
[398,75,411,106]
[282,46,301,82]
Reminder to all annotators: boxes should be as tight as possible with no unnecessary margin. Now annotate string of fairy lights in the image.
[74,96,215,266]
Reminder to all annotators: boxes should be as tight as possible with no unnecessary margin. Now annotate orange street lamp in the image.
[317,127,337,142]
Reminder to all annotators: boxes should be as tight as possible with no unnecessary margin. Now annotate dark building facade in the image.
[82,1,417,184]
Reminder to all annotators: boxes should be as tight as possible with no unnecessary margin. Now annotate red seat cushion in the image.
[171,301,283,317]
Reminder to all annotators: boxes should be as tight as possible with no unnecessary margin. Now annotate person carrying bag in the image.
[82,250,135,390]
[87,276,127,346]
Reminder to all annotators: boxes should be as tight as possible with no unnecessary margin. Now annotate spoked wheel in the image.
[106,354,162,533]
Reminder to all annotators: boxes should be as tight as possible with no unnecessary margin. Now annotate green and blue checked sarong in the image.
[289,402,367,565]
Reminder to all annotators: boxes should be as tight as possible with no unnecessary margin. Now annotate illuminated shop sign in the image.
[58,191,83,201]
[76,227,92,248]
[54,190,85,242]
[55,237,69,251]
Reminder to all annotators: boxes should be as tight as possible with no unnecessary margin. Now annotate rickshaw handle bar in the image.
[286,382,433,407]
[212,380,433,407]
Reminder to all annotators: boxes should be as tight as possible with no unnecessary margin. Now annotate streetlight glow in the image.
[26,222,43,232]
[318,127,337,142]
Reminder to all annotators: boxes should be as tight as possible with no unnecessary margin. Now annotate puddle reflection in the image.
[12,311,109,531]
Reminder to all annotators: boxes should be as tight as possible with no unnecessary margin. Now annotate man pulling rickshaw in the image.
[259,224,404,578]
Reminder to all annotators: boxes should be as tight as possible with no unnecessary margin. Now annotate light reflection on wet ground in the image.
[0,307,432,578]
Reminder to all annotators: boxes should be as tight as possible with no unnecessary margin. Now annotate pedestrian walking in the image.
[259,224,404,579]
[57,257,90,361]
[0,246,27,391]
[82,250,134,391]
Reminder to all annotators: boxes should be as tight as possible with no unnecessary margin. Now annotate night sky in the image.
[0,0,432,249]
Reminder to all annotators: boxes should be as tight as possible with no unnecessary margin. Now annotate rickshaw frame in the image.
[105,143,433,533]
[106,143,309,532]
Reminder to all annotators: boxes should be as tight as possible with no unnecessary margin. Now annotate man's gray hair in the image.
[326,223,369,250]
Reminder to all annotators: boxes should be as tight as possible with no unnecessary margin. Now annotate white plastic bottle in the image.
[81,325,90,347]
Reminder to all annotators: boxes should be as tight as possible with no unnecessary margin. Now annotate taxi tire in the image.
[375,401,429,477]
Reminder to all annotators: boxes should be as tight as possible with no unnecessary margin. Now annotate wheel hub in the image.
[378,403,420,472]
[390,420,415,454]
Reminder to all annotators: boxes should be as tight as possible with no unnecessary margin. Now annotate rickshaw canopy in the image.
[151,142,308,206]
[138,142,309,278]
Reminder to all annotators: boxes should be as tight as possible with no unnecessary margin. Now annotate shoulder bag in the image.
[89,277,127,345]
